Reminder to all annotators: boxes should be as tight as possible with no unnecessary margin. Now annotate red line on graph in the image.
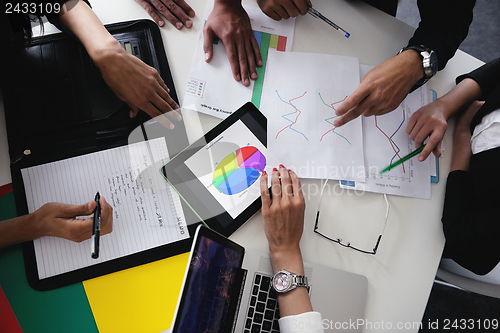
[375,116,405,173]
[330,96,348,109]
[275,91,308,139]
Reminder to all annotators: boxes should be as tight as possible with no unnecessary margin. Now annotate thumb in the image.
[203,27,215,63]
[59,201,96,218]
[129,105,140,118]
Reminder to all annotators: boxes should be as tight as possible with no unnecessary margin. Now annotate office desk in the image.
[0,0,484,332]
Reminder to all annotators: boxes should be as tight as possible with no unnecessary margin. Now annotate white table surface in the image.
[0,0,485,332]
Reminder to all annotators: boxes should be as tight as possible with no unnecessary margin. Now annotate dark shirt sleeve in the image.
[442,149,500,275]
[407,0,475,71]
[456,58,500,100]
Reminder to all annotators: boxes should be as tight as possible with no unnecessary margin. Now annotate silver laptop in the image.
[170,225,367,333]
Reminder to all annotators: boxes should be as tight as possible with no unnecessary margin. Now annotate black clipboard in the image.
[3,20,198,291]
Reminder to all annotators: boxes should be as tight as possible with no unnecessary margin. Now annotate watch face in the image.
[273,272,291,292]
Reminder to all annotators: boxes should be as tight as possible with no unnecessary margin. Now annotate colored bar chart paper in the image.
[183,0,295,119]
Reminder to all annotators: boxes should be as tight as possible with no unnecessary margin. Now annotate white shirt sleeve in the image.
[278,311,324,333]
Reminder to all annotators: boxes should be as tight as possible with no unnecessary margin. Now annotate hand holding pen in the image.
[91,192,102,259]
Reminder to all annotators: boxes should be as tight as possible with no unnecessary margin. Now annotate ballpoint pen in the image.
[91,192,101,259]
[307,6,350,38]
[380,145,426,174]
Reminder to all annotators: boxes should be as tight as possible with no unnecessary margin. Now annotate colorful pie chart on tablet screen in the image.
[212,146,266,195]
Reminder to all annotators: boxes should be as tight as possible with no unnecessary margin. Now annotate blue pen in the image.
[307,6,350,38]
[91,192,101,259]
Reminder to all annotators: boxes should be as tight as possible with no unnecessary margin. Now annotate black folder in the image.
[3,20,198,291]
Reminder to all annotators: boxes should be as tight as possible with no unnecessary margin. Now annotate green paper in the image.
[0,192,98,333]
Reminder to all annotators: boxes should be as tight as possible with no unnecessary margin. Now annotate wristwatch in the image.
[271,269,309,294]
[398,45,438,91]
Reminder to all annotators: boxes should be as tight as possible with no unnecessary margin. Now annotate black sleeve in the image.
[407,0,475,71]
[456,58,500,101]
[442,151,500,275]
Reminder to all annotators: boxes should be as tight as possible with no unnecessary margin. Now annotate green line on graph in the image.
[324,117,351,144]
[319,92,336,110]
[251,33,271,109]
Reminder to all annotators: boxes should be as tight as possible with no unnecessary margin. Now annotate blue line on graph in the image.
[276,90,309,141]
[389,108,406,165]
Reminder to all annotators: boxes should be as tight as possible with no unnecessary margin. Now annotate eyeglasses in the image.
[313,179,390,255]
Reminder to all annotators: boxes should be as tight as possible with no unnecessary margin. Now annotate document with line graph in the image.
[260,50,365,181]
[339,65,432,199]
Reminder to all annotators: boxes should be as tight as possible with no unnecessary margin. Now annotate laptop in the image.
[170,225,368,333]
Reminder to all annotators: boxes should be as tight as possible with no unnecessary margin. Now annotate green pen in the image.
[380,145,426,174]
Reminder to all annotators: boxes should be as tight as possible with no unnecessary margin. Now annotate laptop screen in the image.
[173,229,245,333]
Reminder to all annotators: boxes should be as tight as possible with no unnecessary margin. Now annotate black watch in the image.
[398,45,438,92]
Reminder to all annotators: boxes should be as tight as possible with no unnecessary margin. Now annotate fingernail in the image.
[205,53,210,62]
[333,120,340,127]
[236,74,241,81]
[176,22,183,29]
[258,60,263,66]
[262,170,267,176]
[129,111,134,118]
[101,196,107,204]
[251,72,258,80]
[87,202,93,210]
[288,169,292,172]
[244,78,250,86]
[167,87,170,92]
[159,20,164,26]
[170,124,175,129]
[189,10,195,18]
[186,20,192,28]
[279,164,285,169]
[273,167,278,172]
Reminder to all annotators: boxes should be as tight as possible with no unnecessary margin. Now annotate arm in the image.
[135,0,195,29]
[0,197,113,249]
[333,0,475,127]
[405,78,482,161]
[203,0,263,87]
[54,0,182,128]
[260,165,313,317]
[257,0,311,21]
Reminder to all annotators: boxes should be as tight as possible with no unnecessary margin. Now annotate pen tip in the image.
[345,33,350,38]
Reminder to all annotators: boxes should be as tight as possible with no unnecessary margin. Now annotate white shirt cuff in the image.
[278,311,324,333]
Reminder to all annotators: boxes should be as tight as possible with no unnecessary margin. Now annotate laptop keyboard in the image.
[244,273,281,333]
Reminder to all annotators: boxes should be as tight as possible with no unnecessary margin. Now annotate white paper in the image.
[339,65,432,199]
[261,50,365,181]
[182,0,295,118]
[21,138,189,279]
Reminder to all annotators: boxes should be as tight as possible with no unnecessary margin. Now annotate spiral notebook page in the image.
[21,138,189,279]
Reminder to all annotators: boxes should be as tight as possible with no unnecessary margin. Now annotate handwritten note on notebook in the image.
[21,138,189,279]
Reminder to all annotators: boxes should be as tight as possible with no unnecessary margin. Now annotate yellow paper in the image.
[83,253,190,333]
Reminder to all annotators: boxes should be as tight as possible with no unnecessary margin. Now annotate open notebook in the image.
[21,138,189,279]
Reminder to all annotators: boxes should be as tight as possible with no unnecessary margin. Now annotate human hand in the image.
[33,197,113,243]
[135,0,195,29]
[260,165,305,261]
[406,100,449,161]
[203,1,263,87]
[257,0,311,20]
[94,42,182,129]
[334,50,424,127]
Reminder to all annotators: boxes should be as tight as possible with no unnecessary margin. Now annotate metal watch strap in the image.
[291,274,308,288]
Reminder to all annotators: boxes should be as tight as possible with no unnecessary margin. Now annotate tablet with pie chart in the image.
[161,102,268,237]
